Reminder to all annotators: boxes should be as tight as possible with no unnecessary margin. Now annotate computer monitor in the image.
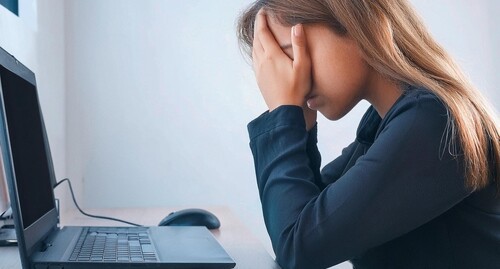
[0,47,58,251]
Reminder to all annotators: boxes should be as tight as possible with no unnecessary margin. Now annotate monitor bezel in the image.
[0,47,59,266]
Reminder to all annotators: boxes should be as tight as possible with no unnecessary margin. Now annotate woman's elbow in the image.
[273,226,350,269]
[274,230,320,269]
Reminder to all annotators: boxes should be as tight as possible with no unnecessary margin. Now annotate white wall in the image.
[411,0,499,104]
[63,1,498,269]
[0,0,67,209]
[64,0,268,244]
[36,0,67,211]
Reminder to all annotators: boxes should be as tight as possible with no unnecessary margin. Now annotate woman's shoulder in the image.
[393,85,446,115]
[357,85,449,144]
[372,86,451,143]
[384,86,449,126]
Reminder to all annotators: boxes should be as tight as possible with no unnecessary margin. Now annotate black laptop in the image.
[0,46,236,269]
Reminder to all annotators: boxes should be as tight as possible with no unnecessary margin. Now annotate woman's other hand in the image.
[252,10,316,130]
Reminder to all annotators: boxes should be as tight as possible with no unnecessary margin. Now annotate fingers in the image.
[252,12,264,55]
[253,9,281,54]
[250,11,313,112]
[252,36,263,61]
[291,24,310,69]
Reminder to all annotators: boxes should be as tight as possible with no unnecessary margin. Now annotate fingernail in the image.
[294,24,303,37]
[307,99,313,109]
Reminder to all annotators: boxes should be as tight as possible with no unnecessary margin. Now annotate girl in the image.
[237,1,500,268]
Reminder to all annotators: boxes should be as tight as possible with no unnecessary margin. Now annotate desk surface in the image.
[0,207,281,269]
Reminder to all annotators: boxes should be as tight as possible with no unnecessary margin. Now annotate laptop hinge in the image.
[40,240,52,252]
[39,226,59,252]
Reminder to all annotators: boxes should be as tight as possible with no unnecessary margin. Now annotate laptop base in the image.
[31,226,235,269]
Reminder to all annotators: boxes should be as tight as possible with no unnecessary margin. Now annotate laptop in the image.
[0,46,236,269]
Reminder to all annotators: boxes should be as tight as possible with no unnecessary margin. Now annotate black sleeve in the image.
[306,124,360,189]
[305,123,325,190]
[320,141,358,186]
[247,99,470,269]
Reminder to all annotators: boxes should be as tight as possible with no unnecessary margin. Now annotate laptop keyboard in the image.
[69,227,158,263]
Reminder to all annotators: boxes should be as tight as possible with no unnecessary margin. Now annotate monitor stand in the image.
[0,222,17,246]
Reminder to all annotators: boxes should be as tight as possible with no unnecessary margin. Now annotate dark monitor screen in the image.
[0,67,55,229]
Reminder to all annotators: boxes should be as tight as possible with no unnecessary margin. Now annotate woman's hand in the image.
[252,10,316,130]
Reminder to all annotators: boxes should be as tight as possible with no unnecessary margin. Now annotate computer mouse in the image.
[158,208,221,230]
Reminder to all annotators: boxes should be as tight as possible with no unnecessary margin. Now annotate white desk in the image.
[0,207,281,269]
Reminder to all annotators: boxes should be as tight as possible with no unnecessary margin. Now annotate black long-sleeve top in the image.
[247,87,500,269]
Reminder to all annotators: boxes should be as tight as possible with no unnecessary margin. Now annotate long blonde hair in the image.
[237,0,499,193]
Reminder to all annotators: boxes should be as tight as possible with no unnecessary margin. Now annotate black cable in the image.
[0,207,11,220]
[54,178,143,227]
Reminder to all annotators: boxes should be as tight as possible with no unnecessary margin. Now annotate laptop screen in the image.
[0,67,55,229]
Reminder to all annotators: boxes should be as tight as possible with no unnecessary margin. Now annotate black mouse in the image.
[158,208,221,230]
